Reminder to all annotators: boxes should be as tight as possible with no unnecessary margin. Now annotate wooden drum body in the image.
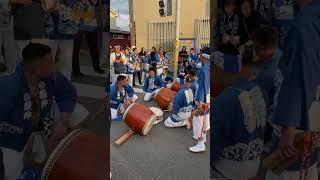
[154,87,176,110]
[123,103,157,135]
[42,130,108,180]
[170,80,191,92]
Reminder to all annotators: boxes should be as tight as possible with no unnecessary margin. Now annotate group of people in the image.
[211,0,320,179]
[109,45,204,87]
[215,0,270,62]
[0,0,108,80]
[108,45,210,153]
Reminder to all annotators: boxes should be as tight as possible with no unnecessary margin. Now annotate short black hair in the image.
[149,68,156,73]
[22,43,51,64]
[190,48,194,51]
[251,26,279,49]
[202,46,210,55]
[189,70,197,77]
[133,47,137,51]
[117,75,126,81]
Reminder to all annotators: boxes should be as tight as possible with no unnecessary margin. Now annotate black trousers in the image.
[133,71,141,85]
[72,30,100,73]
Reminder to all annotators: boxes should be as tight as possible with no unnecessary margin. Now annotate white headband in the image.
[202,53,210,59]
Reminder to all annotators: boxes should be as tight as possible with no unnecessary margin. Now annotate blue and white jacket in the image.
[170,87,196,122]
[160,74,174,86]
[143,75,164,93]
[0,64,77,152]
[109,83,135,109]
[195,62,210,115]
[211,77,268,163]
[269,1,320,171]
[125,54,135,74]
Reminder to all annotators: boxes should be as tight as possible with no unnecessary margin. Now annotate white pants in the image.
[193,113,210,140]
[0,132,47,180]
[144,89,160,102]
[0,147,23,180]
[127,74,133,87]
[265,163,318,180]
[110,94,138,120]
[165,111,191,128]
[141,72,149,83]
[16,39,74,80]
[52,102,89,127]
[214,159,260,180]
[0,31,21,75]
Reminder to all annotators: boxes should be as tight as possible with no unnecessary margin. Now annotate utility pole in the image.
[129,0,135,47]
[173,0,180,78]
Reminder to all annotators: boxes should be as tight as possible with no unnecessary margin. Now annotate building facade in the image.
[133,0,212,52]
[110,8,131,48]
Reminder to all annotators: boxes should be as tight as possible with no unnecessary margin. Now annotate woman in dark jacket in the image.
[238,0,269,62]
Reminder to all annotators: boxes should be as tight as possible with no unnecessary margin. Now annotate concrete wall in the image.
[134,0,211,49]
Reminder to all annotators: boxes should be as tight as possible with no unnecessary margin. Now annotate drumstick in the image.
[115,130,135,146]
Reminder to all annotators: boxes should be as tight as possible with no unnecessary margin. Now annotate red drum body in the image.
[170,80,191,92]
[123,103,157,135]
[155,87,177,110]
[42,130,108,180]
[170,80,181,92]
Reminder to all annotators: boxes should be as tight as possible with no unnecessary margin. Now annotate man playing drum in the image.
[110,75,138,121]
[189,47,211,153]
[164,70,198,129]
[210,50,269,180]
[0,43,77,180]
[143,68,164,102]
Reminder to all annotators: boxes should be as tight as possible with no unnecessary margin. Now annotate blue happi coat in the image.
[195,62,210,115]
[109,83,135,109]
[211,77,268,163]
[170,87,196,122]
[143,75,164,93]
[254,49,283,123]
[0,64,77,152]
[269,1,320,171]
[125,54,135,74]
[159,74,174,86]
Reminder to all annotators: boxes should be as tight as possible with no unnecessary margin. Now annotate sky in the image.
[110,0,130,31]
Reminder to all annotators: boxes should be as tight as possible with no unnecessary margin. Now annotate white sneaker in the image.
[189,143,205,153]
[110,172,112,179]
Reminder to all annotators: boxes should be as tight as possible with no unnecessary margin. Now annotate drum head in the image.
[123,102,136,120]
[149,107,163,117]
[142,115,157,135]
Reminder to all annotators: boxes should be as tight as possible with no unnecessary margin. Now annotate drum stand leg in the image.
[115,130,135,146]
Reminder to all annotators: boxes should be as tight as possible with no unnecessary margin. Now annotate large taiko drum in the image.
[123,102,157,135]
[154,87,177,110]
[42,129,108,180]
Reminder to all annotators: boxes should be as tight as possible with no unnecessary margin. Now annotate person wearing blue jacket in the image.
[165,70,198,129]
[125,48,135,87]
[189,47,211,153]
[0,43,77,180]
[265,0,320,179]
[250,27,283,151]
[210,49,269,180]
[110,75,138,121]
[143,68,164,102]
[159,68,174,88]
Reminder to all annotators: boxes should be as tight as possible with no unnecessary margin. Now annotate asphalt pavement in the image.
[110,86,210,180]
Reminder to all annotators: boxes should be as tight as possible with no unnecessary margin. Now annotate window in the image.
[113,35,124,39]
